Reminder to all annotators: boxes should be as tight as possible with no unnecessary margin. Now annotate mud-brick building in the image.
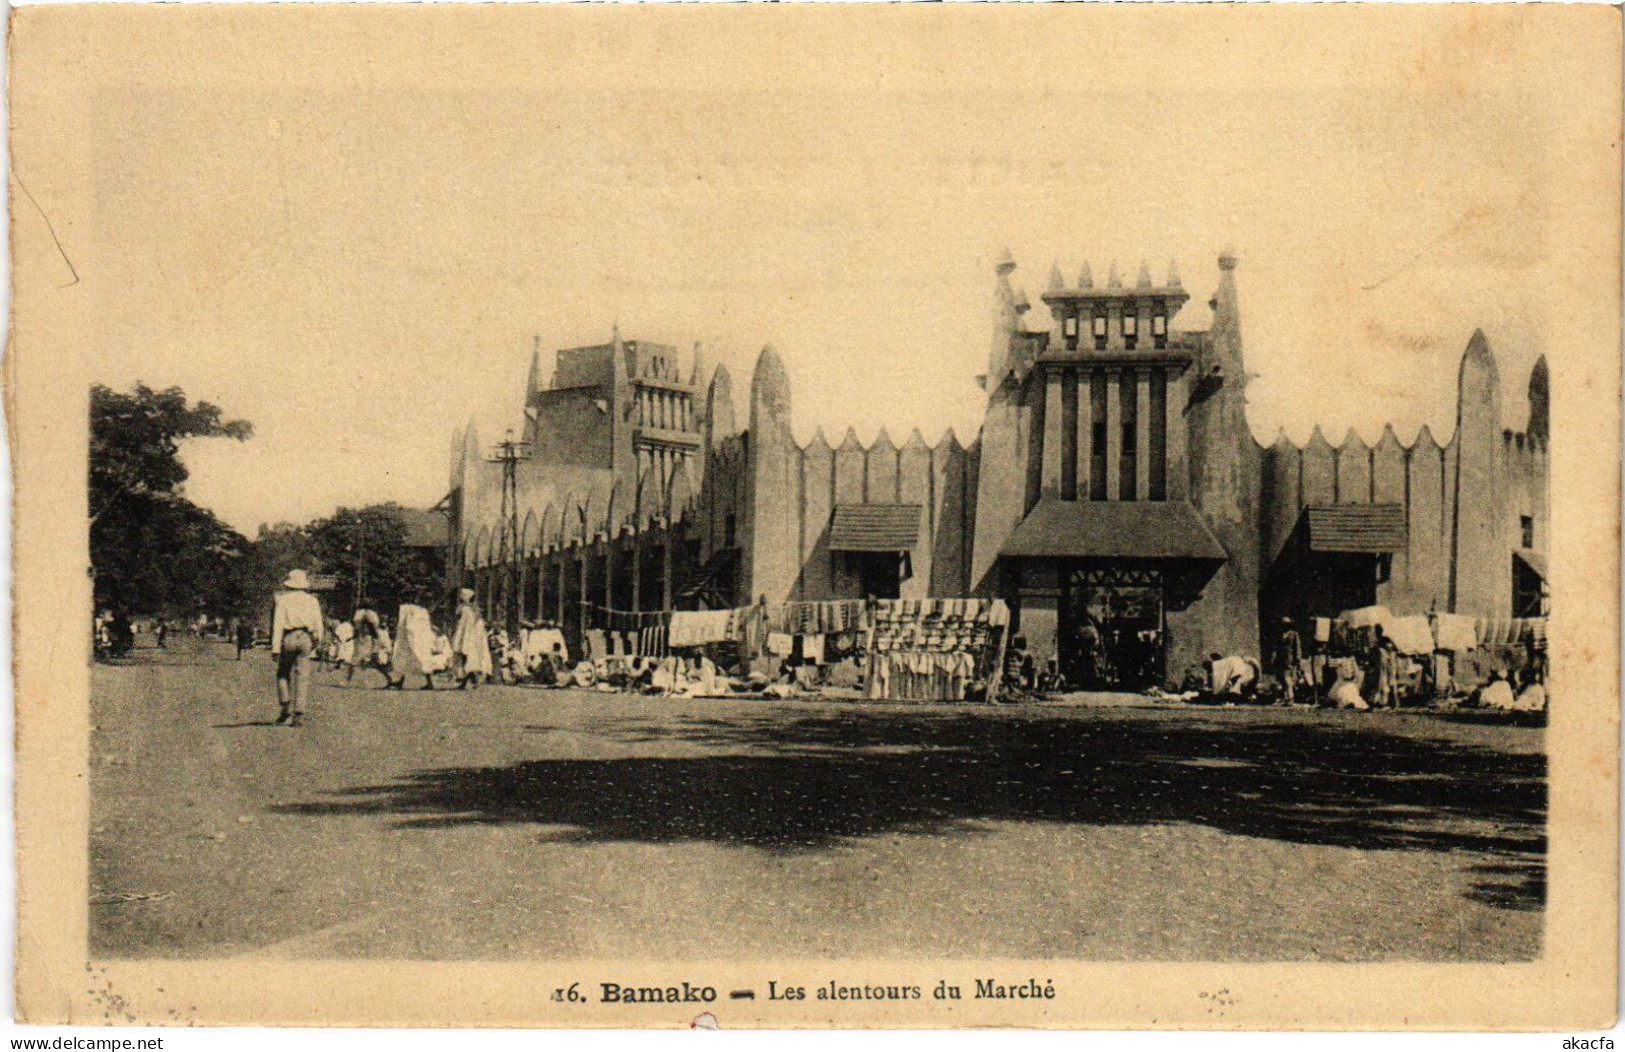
[448,252,1549,688]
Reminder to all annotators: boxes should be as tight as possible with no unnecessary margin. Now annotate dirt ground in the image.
[89,637,1545,961]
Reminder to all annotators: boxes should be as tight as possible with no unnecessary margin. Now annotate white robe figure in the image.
[452,601,492,679]
[392,604,438,680]
[333,620,356,665]
[428,633,453,674]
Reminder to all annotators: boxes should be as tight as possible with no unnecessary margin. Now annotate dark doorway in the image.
[1059,566,1165,689]
[1261,549,1384,644]
[847,552,904,600]
[1512,555,1545,618]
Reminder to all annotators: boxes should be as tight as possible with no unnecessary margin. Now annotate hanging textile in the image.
[766,600,871,636]
[1432,613,1479,653]
[1339,605,1392,630]
[1384,615,1436,656]
[865,650,977,702]
[864,598,1003,701]
[668,609,739,647]
[801,634,826,665]
[766,632,794,657]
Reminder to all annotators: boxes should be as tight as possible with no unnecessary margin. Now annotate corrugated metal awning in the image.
[828,504,923,552]
[1301,504,1407,554]
[999,499,1227,561]
[1514,548,1547,581]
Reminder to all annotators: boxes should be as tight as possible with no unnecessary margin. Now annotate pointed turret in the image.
[1048,263,1064,291]
[1209,249,1244,379]
[1078,261,1094,289]
[986,252,1023,388]
[526,336,544,396]
[1185,245,1260,662]
[611,324,628,387]
[1167,259,1182,288]
[690,341,709,387]
[1527,354,1549,445]
[1457,329,1500,407]
[750,345,791,430]
[705,363,737,445]
[746,344,797,604]
[458,417,482,539]
[1450,328,1504,615]
[1106,262,1122,289]
[1136,260,1153,290]
[609,325,634,490]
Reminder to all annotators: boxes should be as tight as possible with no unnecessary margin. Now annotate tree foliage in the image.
[303,504,445,621]
[90,383,252,525]
[91,493,252,618]
[89,383,254,618]
[88,383,445,624]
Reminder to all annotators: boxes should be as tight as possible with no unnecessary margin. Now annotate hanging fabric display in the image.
[863,597,1005,702]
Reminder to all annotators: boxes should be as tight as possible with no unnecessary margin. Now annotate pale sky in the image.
[17,5,1598,535]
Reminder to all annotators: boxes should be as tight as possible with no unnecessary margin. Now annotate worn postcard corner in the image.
[8,1,1621,1031]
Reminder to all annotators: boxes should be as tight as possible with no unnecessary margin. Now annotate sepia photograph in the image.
[9,2,1619,1030]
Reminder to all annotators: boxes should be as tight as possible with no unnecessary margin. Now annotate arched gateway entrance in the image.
[1057,565,1166,690]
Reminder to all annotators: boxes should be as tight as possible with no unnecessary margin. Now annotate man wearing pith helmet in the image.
[269,569,325,726]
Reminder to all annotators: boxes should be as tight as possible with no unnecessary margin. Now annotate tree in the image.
[303,504,444,621]
[90,383,252,525]
[235,523,317,624]
[89,383,254,619]
[90,492,251,618]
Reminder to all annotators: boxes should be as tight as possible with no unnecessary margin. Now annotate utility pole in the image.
[351,514,367,617]
[489,428,531,640]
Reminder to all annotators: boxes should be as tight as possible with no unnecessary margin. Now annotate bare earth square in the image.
[90,639,1543,962]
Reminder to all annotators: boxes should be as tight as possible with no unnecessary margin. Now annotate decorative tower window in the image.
[1092,312,1108,351]
[1122,303,1138,350]
[1063,315,1079,340]
[1152,304,1168,349]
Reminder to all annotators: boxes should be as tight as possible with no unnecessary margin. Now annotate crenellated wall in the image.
[1258,423,1457,615]
[743,345,980,605]
[1254,332,1549,622]
[445,254,1549,685]
[783,426,979,602]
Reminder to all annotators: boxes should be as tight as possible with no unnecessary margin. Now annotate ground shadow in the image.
[277,707,1545,912]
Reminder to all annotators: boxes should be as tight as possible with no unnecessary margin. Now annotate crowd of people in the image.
[93,610,228,659]
[260,576,591,725]
[1144,611,1548,716]
[106,573,1550,725]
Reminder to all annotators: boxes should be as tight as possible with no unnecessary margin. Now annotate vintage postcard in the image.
[9,2,1620,1030]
